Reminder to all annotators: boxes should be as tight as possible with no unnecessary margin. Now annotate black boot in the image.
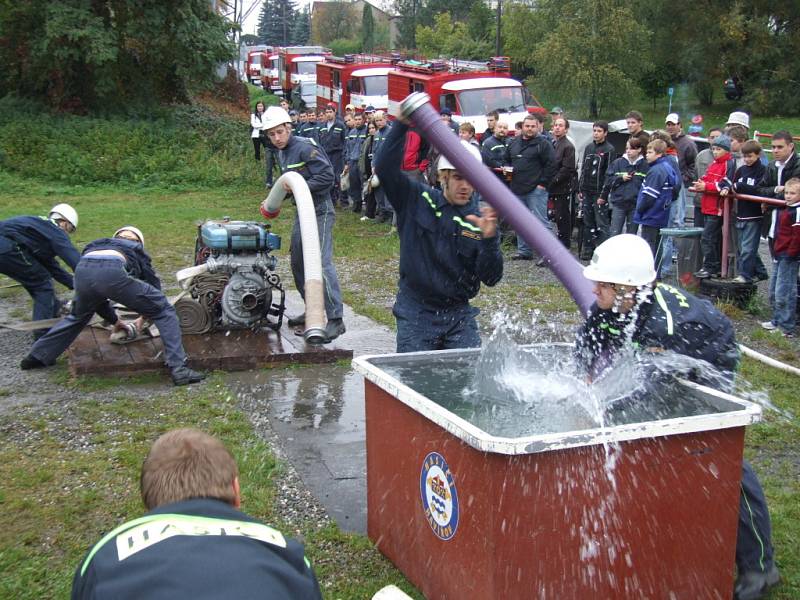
[287,313,305,327]
[323,318,346,342]
[171,365,206,386]
[20,354,46,370]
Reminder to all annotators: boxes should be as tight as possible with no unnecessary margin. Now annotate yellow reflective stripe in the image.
[654,287,673,335]
[286,162,306,169]
[599,321,621,336]
[453,215,481,233]
[81,513,286,576]
[422,191,442,217]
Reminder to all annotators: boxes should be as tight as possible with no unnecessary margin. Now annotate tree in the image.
[290,6,310,45]
[500,3,546,78]
[530,0,651,117]
[257,0,298,46]
[416,12,492,60]
[393,0,419,49]
[0,0,234,111]
[361,3,376,52]
[311,1,354,45]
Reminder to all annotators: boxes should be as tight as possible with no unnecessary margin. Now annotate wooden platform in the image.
[67,325,353,377]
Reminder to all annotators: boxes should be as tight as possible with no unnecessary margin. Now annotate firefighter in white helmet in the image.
[575,234,778,600]
[372,115,503,353]
[0,203,81,336]
[260,106,346,343]
[22,226,205,386]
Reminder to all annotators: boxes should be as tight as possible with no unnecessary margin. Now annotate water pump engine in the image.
[175,219,286,334]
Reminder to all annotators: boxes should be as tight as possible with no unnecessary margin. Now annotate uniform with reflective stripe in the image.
[71,498,322,600]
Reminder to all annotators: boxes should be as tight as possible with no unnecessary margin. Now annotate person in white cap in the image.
[726,111,751,131]
[21,226,205,386]
[0,204,81,336]
[575,233,779,600]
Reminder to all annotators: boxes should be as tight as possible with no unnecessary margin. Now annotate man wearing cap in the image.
[344,103,355,118]
[317,104,348,207]
[21,226,205,386]
[663,113,698,276]
[373,112,503,352]
[260,106,346,342]
[726,111,751,133]
[576,234,780,600]
[440,107,460,134]
[0,204,81,337]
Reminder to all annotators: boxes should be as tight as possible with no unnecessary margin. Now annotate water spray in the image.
[398,92,595,314]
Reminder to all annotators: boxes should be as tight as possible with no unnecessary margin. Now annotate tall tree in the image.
[0,0,233,111]
[416,12,492,60]
[361,3,376,52]
[393,0,419,49]
[290,6,311,45]
[311,1,354,45]
[257,0,298,46]
[530,0,651,117]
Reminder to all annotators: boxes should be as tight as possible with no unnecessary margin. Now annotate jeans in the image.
[660,186,687,277]
[516,186,550,257]
[700,214,723,273]
[29,257,188,368]
[735,219,768,281]
[609,206,637,237]
[290,201,344,320]
[393,291,480,353]
[770,257,799,334]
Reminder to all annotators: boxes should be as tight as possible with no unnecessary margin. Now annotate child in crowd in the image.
[762,178,800,337]
[601,137,648,236]
[725,140,768,283]
[634,139,680,270]
[691,135,735,279]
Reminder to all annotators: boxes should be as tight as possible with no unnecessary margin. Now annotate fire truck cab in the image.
[245,46,272,86]
[278,46,329,98]
[387,57,544,139]
[260,51,281,94]
[316,55,398,114]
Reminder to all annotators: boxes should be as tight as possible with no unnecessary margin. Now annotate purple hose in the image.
[399,92,595,314]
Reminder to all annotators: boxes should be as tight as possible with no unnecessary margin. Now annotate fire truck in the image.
[315,54,400,113]
[387,57,545,139]
[260,50,282,94]
[245,46,272,86]
[277,46,330,98]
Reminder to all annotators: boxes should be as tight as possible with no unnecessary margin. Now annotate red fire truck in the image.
[387,57,545,139]
[315,54,400,113]
[277,46,330,98]
[245,46,272,86]
[260,50,282,94]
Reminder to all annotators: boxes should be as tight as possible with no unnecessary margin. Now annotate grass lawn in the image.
[1,158,798,598]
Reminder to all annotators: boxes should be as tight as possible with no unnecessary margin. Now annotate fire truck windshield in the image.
[250,54,261,66]
[457,87,526,116]
[296,62,317,75]
[359,75,388,96]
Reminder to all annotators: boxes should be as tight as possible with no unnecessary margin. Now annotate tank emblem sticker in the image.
[420,451,459,540]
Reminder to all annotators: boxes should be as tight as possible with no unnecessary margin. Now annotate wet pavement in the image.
[229,292,395,534]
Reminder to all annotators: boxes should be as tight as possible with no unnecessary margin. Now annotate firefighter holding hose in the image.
[373,112,503,353]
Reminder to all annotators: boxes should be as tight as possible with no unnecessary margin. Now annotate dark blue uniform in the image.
[373,121,503,352]
[345,124,367,208]
[28,238,189,369]
[276,134,344,320]
[575,283,775,582]
[0,215,80,329]
[71,498,323,600]
[317,118,346,205]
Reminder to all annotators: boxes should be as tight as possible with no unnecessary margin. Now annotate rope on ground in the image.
[739,343,800,378]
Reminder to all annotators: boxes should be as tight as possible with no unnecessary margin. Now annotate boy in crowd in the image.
[691,135,735,279]
[578,121,616,258]
[633,139,681,270]
[762,178,800,337]
[725,140,768,283]
[601,137,648,237]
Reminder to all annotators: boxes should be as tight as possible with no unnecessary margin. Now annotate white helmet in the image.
[49,203,78,230]
[114,225,145,247]
[726,111,750,129]
[263,106,292,131]
[438,140,482,172]
[583,234,657,287]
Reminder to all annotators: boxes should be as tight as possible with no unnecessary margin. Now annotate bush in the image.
[0,96,264,190]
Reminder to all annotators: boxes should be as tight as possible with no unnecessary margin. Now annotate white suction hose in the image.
[739,343,800,378]
[261,172,327,344]
[176,263,210,289]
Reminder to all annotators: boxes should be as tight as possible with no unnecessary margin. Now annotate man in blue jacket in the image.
[344,112,368,211]
[71,428,323,600]
[373,116,503,352]
[0,204,81,337]
[20,226,204,386]
[317,103,347,207]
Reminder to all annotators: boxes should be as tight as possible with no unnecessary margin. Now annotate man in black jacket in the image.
[505,114,556,261]
[550,117,577,248]
[71,428,323,600]
[578,121,616,259]
[317,104,347,207]
[20,226,204,386]
[755,131,800,256]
